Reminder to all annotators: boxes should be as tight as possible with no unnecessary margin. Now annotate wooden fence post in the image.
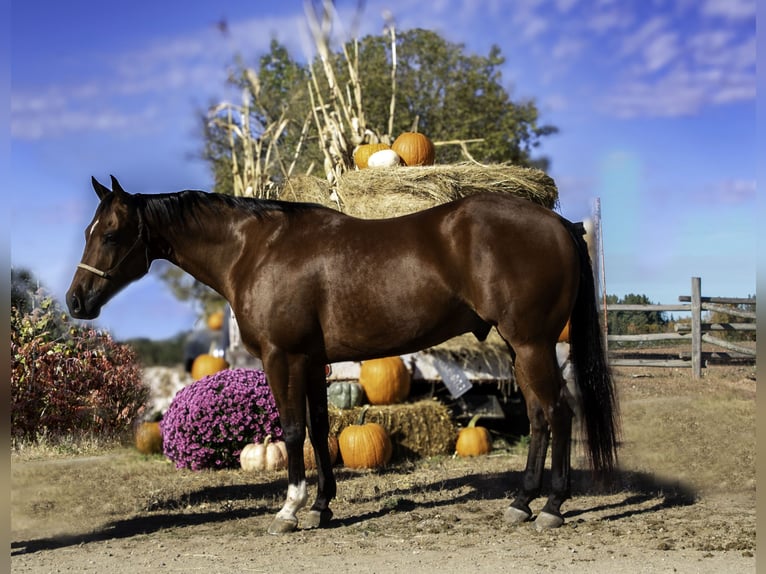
[691,277,702,378]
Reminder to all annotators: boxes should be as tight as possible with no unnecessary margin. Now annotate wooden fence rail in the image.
[603,277,756,378]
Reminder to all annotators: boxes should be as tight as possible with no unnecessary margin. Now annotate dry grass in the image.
[278,162,558,219]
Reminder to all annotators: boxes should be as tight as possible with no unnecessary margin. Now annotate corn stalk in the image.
[208,67,306,199]
[304,0,397,188]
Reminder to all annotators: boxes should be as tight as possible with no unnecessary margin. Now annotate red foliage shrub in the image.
[11,298,148,441]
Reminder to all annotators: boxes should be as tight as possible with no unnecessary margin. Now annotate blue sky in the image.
[10,0,756,340]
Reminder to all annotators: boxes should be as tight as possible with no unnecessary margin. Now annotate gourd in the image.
[327,381,365,409]
[134,421,163,455]
[354,143,391,169]
[338,406,392,469]
[240,436,288,472]
[366,148,402,168]
[207,310,225,330]
[358,356,411,405]
[303,433,340,470]
[391,132,435,166]
[455,415,492,457]
[190,354,229,381]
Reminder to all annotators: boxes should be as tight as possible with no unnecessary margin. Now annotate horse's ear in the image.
[110,175,128,197]
[92,176,111,200]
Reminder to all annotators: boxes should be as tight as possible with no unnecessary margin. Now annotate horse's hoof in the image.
[267,516,298,535]
[302,508,333,529]
[534,511,564,530]
[504,506,532,525]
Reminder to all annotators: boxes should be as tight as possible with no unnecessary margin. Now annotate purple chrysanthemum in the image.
[160,369,282,471]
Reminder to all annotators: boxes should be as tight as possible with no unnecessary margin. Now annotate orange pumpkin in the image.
[358,356,411,405]
[135,421,163,455]
[455,415,492,457]
[558,320,570,343]
[190,354,229,381]
[353,143,391,169]
[207,310,225,330]
[303,433,340,470]
[391,132,435,166]
[338,406,392,469]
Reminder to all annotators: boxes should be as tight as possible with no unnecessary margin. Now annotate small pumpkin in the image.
[338,405,392,469]
[191,354,229,381]
[353,143,391,169]
[240,436,288,472]
[327,381,365,409]
[135,421,163,455]
[558,320,570,343]
[303,433,340,470]
[366,148,402,168]
[391,132,435,166]
[455,414,492,457]
[207,310,225,330]
[358,356,411,405]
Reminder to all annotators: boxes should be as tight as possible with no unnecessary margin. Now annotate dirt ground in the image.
[11,363,756,573]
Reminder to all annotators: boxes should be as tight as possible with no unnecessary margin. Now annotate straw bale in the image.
[329,400,457,461]
[278,162,558,219]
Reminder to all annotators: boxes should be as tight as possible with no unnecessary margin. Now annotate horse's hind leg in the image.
[505,393,549,524]
[504,342,573,529]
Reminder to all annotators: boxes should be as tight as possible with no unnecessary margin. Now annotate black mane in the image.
[136,190,325,228]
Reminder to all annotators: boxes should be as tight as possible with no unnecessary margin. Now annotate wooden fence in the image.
[604,277,756,378]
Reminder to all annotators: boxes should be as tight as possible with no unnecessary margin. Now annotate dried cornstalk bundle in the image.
[329,400,457,461]
[278,162,558,218]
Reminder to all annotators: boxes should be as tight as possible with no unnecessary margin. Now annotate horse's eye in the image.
[103,232,117,245]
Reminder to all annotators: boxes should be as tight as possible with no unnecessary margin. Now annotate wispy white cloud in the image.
[600,3,754,117]
[701,0,756,21]
[10,11,304,142]
[11,0,757,140]
[710,179,756,204]
[11,101,162,140]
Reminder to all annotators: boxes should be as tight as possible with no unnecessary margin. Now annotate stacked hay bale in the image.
[278,162,558,217]
[329,400,456,461]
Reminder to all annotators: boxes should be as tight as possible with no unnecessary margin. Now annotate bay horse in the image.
[67,176,619,534]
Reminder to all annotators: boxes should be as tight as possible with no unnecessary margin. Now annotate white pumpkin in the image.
[240,436,288,472]
[366,148,402,168]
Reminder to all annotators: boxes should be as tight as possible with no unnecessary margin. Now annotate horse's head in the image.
[66,176,151,320]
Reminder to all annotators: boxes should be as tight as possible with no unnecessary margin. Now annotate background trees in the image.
[605,293,669,335]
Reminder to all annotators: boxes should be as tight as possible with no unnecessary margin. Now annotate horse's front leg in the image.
[303,363,336,529]
[263,349,310,535]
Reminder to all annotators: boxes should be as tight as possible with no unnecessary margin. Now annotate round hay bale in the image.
[329,400,457,461]
[277,162,558,219]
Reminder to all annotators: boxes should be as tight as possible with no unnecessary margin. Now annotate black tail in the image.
[566,221,620,476]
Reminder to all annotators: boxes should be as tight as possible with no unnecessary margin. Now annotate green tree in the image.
[706,296,756,343]
[203,28,557,195]
[122,333,189,367]
[352,29,557,168]
[606,294,668,335]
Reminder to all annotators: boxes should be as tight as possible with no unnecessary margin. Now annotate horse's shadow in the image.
[11,466,696,556]
[330,466,697,528]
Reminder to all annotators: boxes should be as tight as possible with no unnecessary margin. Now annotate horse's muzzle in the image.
[66,289,101,320]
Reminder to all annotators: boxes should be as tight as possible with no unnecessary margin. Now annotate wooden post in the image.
[691,277,702,378]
